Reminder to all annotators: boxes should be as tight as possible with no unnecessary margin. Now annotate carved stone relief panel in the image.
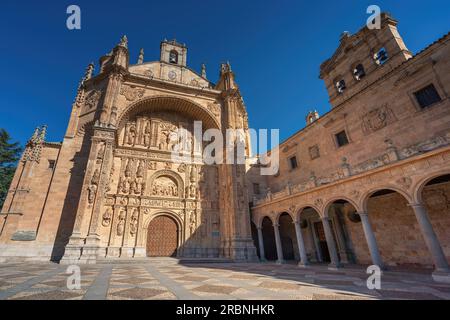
[118,112,198,154]
[361,103,397,135]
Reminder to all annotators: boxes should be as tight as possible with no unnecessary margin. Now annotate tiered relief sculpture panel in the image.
[97,111,220,258]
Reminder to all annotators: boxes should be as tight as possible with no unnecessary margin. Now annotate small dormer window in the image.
[169,50,178,64]
[374,48,388,65]
[336,79,346,94]
[353,64,365,80]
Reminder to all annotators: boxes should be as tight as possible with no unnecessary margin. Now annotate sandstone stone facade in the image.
[1,14,449,283]
[248,14,450,282]
[0,38,256,264]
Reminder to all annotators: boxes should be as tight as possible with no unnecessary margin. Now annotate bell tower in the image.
[160,39,187,67]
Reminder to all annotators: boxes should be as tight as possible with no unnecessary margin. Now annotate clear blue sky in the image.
[1,1,449,149]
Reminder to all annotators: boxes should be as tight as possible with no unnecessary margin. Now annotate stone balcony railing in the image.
[252,132,450,206]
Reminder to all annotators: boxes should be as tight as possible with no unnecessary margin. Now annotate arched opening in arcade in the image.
[418,174,450,265]
[297,207,331,263]
[278,212,297,261]
[364,189,431,268]
[261,216,277,261]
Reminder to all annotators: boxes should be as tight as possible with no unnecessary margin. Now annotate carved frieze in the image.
[120,85,145,101]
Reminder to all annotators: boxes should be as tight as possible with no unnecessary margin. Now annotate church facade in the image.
[0,37,257,264]
[1,13,449,282]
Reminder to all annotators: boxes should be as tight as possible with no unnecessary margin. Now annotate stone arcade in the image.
[1,13,450,283]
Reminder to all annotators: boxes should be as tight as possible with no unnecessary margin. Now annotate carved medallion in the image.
[361,104,397,134]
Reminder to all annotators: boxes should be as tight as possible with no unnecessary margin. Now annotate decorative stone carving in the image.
[207,103,221,119]
[130,208,138,235]
[117,209,126,236]
[120,85,145,102]
[142,121,151,147]
[124,122,137,146]
[85,90,101,109]
[152,176,179,197]
[143,69,153,78]
[350,190,360,198]
[88,168,100,204]
[188,183,197,198]
[400,134,450,159]
[309,145,320,160]
[109,106,118,127]
[361,104,397,134]
[148,161,157,170]
[178,163,187,173]
[102,208,112,227]
[396,177,412,190]
[158,122,178,151]
[314,198,323,208]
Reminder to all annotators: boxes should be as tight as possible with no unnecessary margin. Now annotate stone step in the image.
[95,257,233,265]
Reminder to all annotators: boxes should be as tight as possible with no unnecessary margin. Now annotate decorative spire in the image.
[24,125,47,163]
[201,63,207,78]
[119,35,128,48]
[220,61,232,75]
[30,127,40,144]
[84,62,94,81]
[137,48,144,64]
[38,125,47,143]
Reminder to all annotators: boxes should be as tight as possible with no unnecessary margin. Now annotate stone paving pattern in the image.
[1,260,449,300]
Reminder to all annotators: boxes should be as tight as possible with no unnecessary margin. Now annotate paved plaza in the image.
[0,260,449,300]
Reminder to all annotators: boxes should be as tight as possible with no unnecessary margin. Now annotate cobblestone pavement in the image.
[1,260,449,300]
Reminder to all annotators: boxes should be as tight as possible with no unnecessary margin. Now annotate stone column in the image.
[256,226,266,262]
[273,223,284,264]
[358,212,384,270]
[330,207,350,263]
[409,203,450,283]
[294,220,309,267]
[321,217,342,269]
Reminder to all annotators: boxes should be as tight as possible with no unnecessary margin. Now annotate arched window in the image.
[353,64,365,80]
[335,79,346,94]
[374,47,388,65]
[169,50,178,64]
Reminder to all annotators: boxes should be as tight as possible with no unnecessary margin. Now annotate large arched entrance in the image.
[147,215,179,257]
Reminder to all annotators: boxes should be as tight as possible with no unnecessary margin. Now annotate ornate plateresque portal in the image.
[55,38,258,263]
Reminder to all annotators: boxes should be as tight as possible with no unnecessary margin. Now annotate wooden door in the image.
[147,215,178,257]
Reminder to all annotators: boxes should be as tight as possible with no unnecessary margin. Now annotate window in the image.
[48,159,56,170]
[353,64,365,80]
[335,130,349,147]
[289,156,298,170]
[414,84,441,109]
[374,48,388,65]
[253,183,260,195]
[336,79,346,94]
[169,50,178,64]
